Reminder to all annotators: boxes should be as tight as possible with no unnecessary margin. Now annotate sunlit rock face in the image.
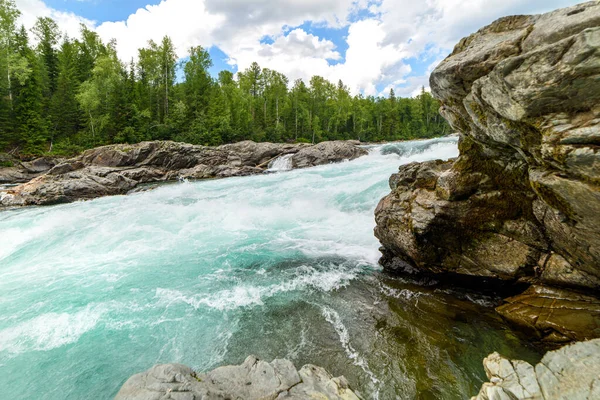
[114,356,360,400]
[472,339,600,400]
[375,2,600,342]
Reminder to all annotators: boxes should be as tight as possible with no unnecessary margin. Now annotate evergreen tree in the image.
[31,17,60,97]
[50,37,80,149]
[183,45,212,123]
[13,25,46,153]
[0,1,451,156]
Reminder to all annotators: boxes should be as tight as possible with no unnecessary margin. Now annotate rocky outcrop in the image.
[114,356,360,400]
[0,140,367,206]
[472,339,600,400]
[291,140,363,169]
[0,153,61,184]
[374,2,600,342]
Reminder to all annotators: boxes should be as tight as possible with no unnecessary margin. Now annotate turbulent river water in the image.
[0,137,541,399]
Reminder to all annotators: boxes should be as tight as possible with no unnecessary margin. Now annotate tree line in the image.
[0,0,450,156]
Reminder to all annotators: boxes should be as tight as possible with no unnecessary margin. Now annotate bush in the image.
[47,139,84,157]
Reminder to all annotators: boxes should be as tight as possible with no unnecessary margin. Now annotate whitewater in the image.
[0,137,540,399]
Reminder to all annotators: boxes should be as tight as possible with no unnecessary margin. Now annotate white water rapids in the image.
[0,137,542,399]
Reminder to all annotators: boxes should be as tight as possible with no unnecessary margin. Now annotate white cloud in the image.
[257,29,340,61]
[16,0,94,40]
[95,0,224,61]
[372,0,582,95]
[15,0,584,96]
[330,18,411,95]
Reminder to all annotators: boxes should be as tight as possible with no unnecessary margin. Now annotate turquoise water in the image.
[0,138,541,399]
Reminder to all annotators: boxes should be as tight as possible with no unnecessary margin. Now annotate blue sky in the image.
[43,0,153,22]
[17,0,584,97]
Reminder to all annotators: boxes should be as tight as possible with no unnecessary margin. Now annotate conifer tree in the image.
[0,1,450,156]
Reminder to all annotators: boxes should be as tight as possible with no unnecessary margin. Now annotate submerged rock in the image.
[497,286,600,344]
[472,339,600,400]
[0,140,366,207]
[374,2,600,342]
[114,355,360,400]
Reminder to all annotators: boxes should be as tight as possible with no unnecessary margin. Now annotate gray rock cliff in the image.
[374,2,600,342]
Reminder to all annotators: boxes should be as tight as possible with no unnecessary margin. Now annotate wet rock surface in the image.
[114,355,360,400]
[472,339,600,400]
[374,2,600,342]
[497,286,600,344]
[0,140,366,207]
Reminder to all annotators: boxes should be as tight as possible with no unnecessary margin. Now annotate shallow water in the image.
[0,137,540,399]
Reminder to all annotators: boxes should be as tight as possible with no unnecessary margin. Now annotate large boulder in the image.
[0,140,367,206]
[471,339,600,400]
[292,140,367,169]
[114,356,360,400]
[375,2,600,342]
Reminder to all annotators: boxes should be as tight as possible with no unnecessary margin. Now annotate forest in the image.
[0,0,450,156]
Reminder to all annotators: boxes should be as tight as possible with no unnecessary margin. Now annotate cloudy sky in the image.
[15,0,582,96]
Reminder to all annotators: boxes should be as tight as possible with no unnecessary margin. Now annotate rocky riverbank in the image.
[0,140,367,207]
[0,153,62,184]
[114,355,360,400]
[375,1,600,344]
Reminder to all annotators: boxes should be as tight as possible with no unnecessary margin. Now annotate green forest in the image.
[0,0,449,156]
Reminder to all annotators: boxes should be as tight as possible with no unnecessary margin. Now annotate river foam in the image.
[0,305,105,355]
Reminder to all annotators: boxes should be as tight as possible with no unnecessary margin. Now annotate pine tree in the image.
[13,25,46,153]
[50,37,80,149]
[0,1,451,155]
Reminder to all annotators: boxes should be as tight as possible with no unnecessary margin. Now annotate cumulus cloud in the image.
[330,18,412,95]
[257,29,340,60]
[16,0,94,39]
[95,0,224,61]
[15,0,583,96]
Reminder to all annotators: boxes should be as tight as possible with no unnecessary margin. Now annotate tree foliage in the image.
[0,1,450,156]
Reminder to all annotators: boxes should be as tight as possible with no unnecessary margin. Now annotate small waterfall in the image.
[267,154,294,172]
[379,136,458,158]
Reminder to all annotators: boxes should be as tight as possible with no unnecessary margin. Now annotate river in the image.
[0,137,541,399]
